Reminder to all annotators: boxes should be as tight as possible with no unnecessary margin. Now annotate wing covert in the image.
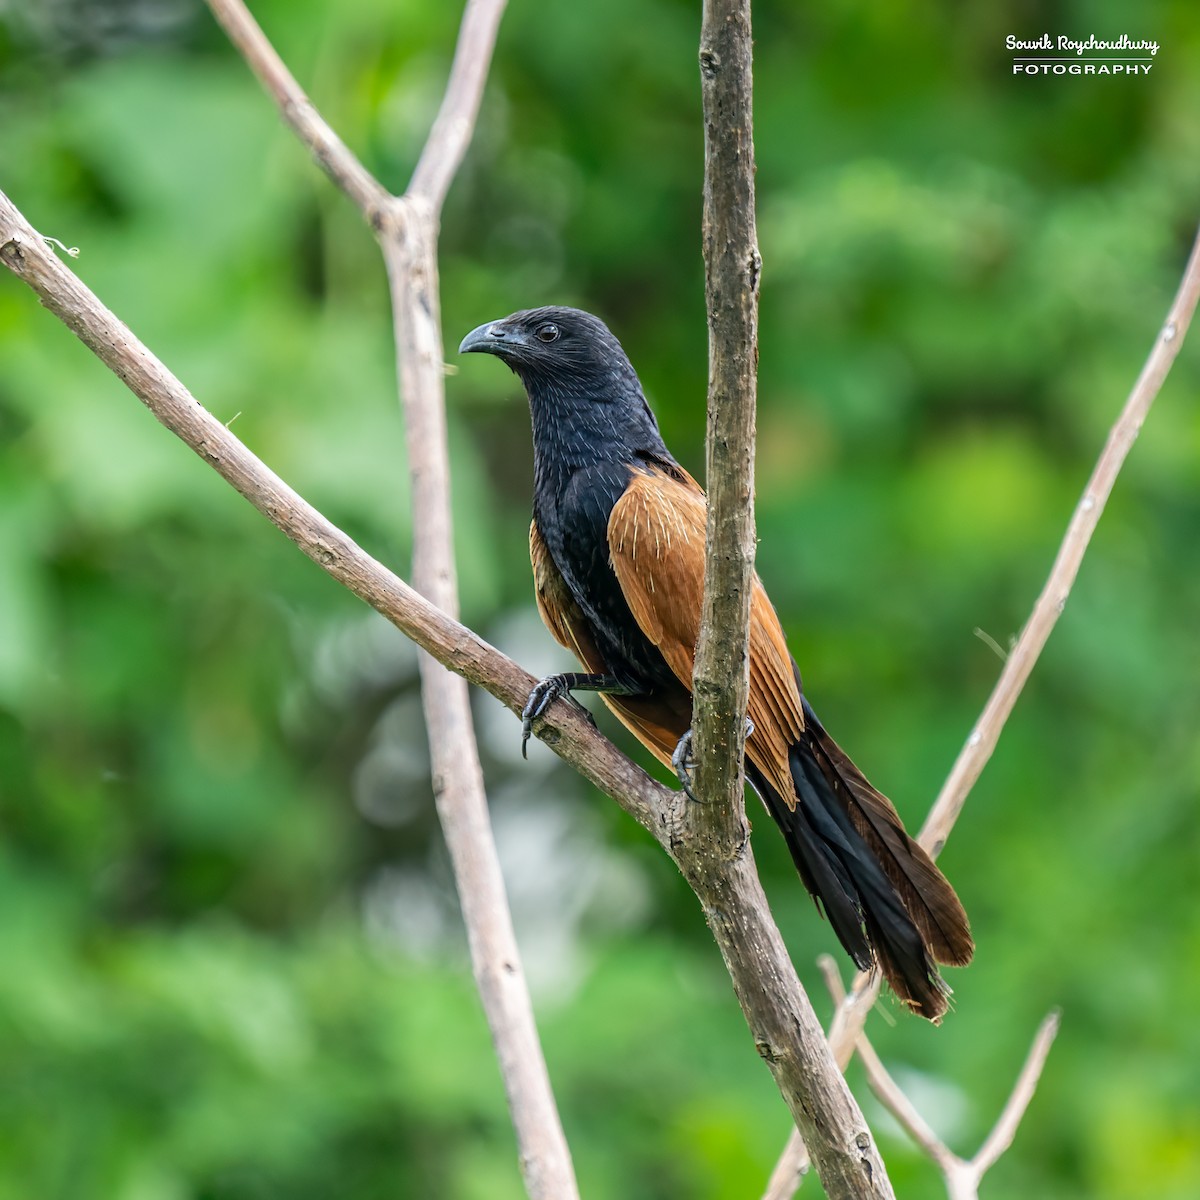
[607,466,805,802]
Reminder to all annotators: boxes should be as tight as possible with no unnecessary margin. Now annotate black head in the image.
[459,306,638,393]
[459,306,671,479]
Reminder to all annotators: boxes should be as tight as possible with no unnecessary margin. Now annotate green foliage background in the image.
[2,0,1198,1196]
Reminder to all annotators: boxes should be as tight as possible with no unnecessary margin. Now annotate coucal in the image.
[459,306,973,1020]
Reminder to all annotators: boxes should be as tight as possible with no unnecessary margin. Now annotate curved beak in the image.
[459,319,523,356]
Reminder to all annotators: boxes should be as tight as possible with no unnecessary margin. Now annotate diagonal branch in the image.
[919,224,1200,856]
[764,225,1200,1197]
[0,198,667,822]
[819,959,954,1174]
[4,178,891,1200]
[206,0,389,221]
[408,0,509,212]
[969,1009,1060,1178]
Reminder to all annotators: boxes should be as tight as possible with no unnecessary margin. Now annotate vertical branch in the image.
[691,0,760,840]
[687,2,895,1197]
[673,839,896,1200]
[204,3,578,1197]
[384,1,579,1194]
[383,212,580,1200]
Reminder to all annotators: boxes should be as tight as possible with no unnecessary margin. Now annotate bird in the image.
[459,305,973,1020]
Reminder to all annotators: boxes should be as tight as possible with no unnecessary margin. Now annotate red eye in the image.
[535,323,560,343]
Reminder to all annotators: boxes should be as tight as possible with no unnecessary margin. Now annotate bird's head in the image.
[458,306,640,398]
[459,305,670,476]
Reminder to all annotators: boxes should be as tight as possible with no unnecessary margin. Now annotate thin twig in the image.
[206,0,389,222]
[763,224,1200,1198]
[921,229,1200,855]
[408,0,509,212]
[819,959,956,1172]
[971,1010,1061,1177]
[202,4,573,1194]
[821,958,1061,1200]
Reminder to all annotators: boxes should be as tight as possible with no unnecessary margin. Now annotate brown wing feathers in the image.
[531,515,694,768]
[535,463,973,1019]
[608,466,802,802]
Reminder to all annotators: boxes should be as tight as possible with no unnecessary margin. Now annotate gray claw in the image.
[672,729,700,803]
[671,717,754,803]
[521,679,562,759]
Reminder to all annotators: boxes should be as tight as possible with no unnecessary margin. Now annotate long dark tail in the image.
[749,698,973,1023]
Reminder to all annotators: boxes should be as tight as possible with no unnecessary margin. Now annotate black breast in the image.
[534,462,680,696]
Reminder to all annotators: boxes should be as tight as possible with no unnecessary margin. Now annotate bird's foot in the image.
[521,674,594,758]
[671,729,699,802]
[671,717,755,803]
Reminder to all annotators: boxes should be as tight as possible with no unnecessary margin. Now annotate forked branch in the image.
[204,3,575,1197]
[764,228,1200,1197]
[820,957,1060,1200]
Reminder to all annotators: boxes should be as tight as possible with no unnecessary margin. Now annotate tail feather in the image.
[801,697,974,968]
[756,763,874,974]
[747,702,973,1023]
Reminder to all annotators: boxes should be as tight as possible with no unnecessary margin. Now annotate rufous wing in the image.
[606,464,803,801]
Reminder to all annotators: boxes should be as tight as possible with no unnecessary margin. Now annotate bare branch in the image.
[971,1009,1061,1177]
[408,0,509,212]
[688,4,895,1196]
[205,0,389,221]
[1,186,884,1198]
[760,1135,808,1200]
[821,958,1061,1200]
[921,230,1200,854]
[205,3,575,1192]
[760,963,881,1200]
[382,3,574,1194]
[691,0,759,826]
[0,198,669,834]
[55,225,674,823]
[820,959,956,1173]
[764,225,1200,1196]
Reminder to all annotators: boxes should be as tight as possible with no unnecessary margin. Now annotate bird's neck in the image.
[525,382,670,500]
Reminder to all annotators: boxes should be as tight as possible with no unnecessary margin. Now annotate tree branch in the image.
[764,226,1200,1196]
[206,0,389,222]
[970,1009,1060,1179]
[692,0,759,821]
[919,224,1200,856]
[202,4,574,1195]
[408,0,509,213]
[688,3,893,1196]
